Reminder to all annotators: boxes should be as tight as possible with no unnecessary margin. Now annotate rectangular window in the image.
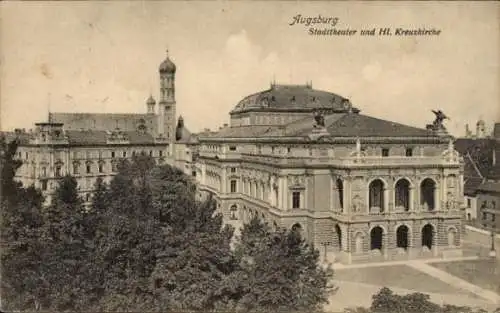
[159,150,163,157]
[287,147,291,153]
[25,152,28,159]
[292,191,301,209]
[382,148,389,157]
[230,167,236,173]
[86,193,90,202]
[111,151,115,158]
[483,212,487,220]
[111,162,117,172]
[149,150,153,156]
[405,148,413,157]
[42,167,47,177]
[98,164,103,173]
[55,166,61,177]
[192,171,196,177]
[41,180,48,191]
[467,198,471,208]
[86,164,91,174]
[73,164,79,175]
[493,214,496,222]
[123,151,127,157]
[229,146,237,151]
[230,180,237,193]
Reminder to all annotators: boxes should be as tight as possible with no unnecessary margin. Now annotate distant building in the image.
[455,121,500,230]
[174,116,199,177]
[195,82,465,264]
[12,52,194,205]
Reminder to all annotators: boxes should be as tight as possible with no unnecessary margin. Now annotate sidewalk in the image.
[330,255,480,270]
[407,260,500,305]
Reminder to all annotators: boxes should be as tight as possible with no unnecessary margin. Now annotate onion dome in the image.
[146,95,156,105]
[159,51,176,74]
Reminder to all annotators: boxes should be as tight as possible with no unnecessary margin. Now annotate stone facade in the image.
[196,83,465,264]
[13,53,179,205]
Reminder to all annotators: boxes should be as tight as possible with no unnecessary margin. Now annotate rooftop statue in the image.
[431,110,449,130]
[313,110,326,128]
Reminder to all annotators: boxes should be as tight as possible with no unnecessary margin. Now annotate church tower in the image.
[158,50,177,157]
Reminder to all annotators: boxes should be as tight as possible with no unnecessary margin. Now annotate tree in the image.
[0,135,47,311]
[229,216,334,313]
[147,165,237,311]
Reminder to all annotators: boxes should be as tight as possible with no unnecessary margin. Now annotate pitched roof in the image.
[176,126,198,144]
[454,138,496,178]
[65,130,156,146]
[464,177,484,196]
[324,113,436,137]
[202,112,438,140]
[477,181,500,194]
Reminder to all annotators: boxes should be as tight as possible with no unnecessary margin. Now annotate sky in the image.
[1,1,499,137]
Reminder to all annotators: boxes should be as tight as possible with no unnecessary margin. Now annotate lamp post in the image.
[489,228,497,258]
[321,241,332,263]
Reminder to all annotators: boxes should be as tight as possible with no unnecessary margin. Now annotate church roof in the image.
[202,112,439,140]
[176,126,198,144]
[64,130,158,146]
[230,84,359,115]
[159,57,176,74]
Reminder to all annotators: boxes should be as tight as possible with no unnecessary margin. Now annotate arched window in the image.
[420,178,436,210]
[395,179,411,211]
[291,223,303,237]
[370,226,383,250]
[422,224,434,250]
[369,179,385,212]
[396,225,409,250]
[230,205,238,220]
[336,178,344,211]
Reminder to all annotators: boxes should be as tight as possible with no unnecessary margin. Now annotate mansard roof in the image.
[230,84,359,115]
[202,112,440,141]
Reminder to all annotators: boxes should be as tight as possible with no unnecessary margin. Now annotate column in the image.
[221,168,227,193]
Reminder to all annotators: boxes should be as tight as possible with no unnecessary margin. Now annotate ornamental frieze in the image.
[288,175,306,187]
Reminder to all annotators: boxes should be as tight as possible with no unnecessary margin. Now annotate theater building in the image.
[195,83,465,264]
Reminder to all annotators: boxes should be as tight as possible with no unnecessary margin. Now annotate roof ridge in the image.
[466,151,484,179]
[356,113,431,132]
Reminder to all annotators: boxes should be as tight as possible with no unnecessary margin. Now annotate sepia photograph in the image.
[1,1,499,312]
